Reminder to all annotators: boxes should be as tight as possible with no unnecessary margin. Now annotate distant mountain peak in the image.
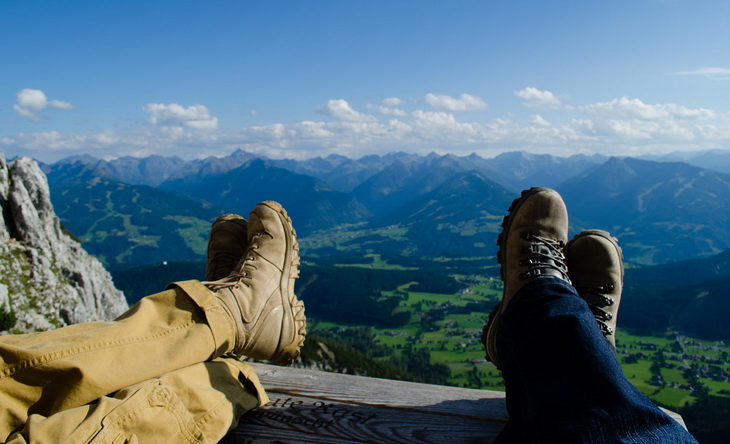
[229,148,259,159]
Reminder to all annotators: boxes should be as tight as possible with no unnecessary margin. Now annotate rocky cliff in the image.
[0,154,128,333]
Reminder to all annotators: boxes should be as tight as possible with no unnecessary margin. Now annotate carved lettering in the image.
[248,399,378,430]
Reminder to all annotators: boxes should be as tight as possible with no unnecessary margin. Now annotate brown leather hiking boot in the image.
[481,187,570,369]
[204,201,306,365]
[206,214,248,281]
[567,230,624,347]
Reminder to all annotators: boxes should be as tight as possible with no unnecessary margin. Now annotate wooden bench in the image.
[223,363,687,443]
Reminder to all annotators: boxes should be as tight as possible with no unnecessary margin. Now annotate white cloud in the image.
[677,67,730,80]
[412,110,459,127]
[13,89,74,121]
[514,87,562,108]
[318,99,377,123]
[581,97,714,120]
[8,93,730,162]
[380,107,407,117]
[424,93,487,111]
[367,103,407,116]
[382,97,403,106]
[142,103,218,130]
[530,114,550,126]
[7,131,85,150]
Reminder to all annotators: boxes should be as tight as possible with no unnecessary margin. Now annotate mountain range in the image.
[23,147,730,339]
[37,148,730,267]
[558,157,730,264]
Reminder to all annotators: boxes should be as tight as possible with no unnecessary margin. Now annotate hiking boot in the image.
[204,201,306,365]
[206,214,248,281]
[567,230,623,347]
[481,187,570,369]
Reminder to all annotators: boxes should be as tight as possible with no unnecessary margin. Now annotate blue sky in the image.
[2,0,730,162]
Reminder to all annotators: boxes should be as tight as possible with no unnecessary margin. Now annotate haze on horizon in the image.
[2,0,730,163]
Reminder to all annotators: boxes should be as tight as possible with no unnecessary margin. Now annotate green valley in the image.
[296,254,730,441]
[302,256,730,406]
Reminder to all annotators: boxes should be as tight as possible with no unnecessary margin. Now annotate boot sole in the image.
[482,187,553,368]
[260,201,307,365]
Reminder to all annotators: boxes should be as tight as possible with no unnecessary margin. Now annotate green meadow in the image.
[310,258,730,410]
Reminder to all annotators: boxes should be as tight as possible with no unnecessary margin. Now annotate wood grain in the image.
[223,363,686,443]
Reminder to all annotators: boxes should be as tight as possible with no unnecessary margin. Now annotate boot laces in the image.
[575,284,615,336]
[518,232,569,281]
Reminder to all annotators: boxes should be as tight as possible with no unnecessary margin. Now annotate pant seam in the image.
[194,378,254,429]
[169,280,234,355]
[0,321,197,380]
[200,303,234,354]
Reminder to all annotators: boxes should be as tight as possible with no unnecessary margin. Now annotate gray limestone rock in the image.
[0,154,10,243]
[0,156,128,333]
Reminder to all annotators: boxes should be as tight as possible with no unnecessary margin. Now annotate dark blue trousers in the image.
[495,278,698,443]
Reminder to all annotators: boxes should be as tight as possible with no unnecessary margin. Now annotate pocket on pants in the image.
[82,381,210,444]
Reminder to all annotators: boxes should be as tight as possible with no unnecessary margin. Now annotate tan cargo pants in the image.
[0,280,269,443]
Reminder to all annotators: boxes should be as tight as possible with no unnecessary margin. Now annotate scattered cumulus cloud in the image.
[318,99,377,123]
[530,114,550,126]
[514,87,562,108]
[7,91,730,161]
[142,103,218,130]
[382,97,403,107]
[13,89,74,121]
[367,103,406,117]
[424,93,487,111]
[412,110,460,127]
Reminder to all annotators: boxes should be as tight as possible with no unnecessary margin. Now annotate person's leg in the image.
[1,201,306,441]
[6,357,265,444]
[482,188,696,443]
[496,278,695,443]
[0,282,236,440]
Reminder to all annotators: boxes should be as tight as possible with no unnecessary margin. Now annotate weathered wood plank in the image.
[224,392,503,443]
[224,363,687,443]
[223,364,506,443]
[249,363,508,420]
